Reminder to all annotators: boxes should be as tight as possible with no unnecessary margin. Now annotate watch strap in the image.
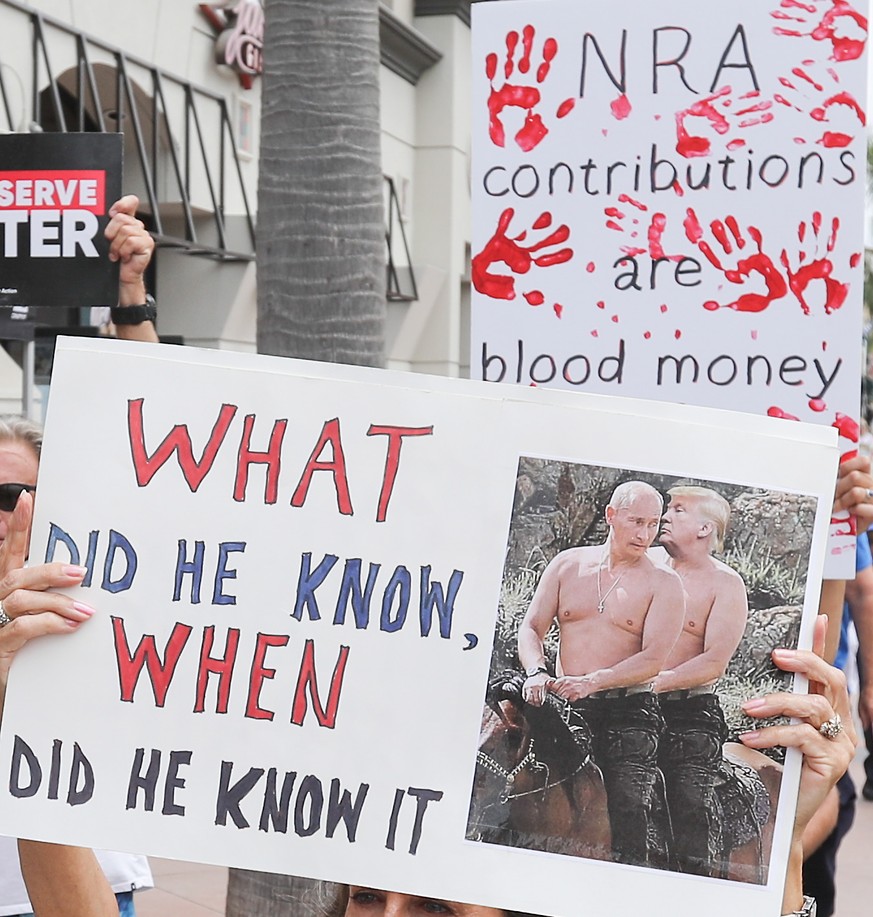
[111,293,156,326]
[783,896,816,917]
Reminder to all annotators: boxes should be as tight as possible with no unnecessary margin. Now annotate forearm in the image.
[782,838,805,915]
[819,580,846,665]
[584,650,664,692]
[18,840,117,917]
[517,625,547,671]
[116,276,159,344]
[655,652,726,692]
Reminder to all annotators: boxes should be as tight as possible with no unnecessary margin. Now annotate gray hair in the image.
[320,885,538,917]
[0,415,42,458]
[608,480,662,513]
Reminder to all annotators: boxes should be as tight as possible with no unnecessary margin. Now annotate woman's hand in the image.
[739,615,856,913]
[0,493,91,716]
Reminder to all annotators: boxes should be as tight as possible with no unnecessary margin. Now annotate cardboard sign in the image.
[0,339,838,917]
[470,0,867,575]
[0,133,122,309]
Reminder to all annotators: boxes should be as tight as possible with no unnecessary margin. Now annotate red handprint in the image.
[771,0,868,62]
[779,213,856,314]
[675,86,774,158]
[775,64,866,148]
[485,25,576,152]
[472,209,573,311]
[684,209,788,312]
[605,198,685,262]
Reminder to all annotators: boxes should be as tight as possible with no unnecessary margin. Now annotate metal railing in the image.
[0,0,256,261]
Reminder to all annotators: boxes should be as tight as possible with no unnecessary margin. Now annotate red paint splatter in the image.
[822,340,828,350]
[768,406,800,421]
[485,26,576,151]
[685,209,788,312]
[674,329,682,339]
[727,139,747,150]
[675,87,732,158]
[596,300,606,309]
[591,330,599,337]
[644,331,652,339]
[751,330,759,339]
[618,194,648,211]
[819,132,853,147]
[850,253,861,268]
[773,0,868,61]
[525,290,545,306]
[660,304,668,313]
[553,303,563,318]
[780,214,849,315]
[472,207,573,301]
[586,261,596,273]
[809,398,827,411]
[672,180,685,196]
[833,412,860,441]
[793,67,824,91]
[611,314,619,323]
[841,449,858,463]
[611,93,632,120]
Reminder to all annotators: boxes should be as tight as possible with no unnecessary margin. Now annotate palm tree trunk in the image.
[256,0,386,367]
[227,2,385,913]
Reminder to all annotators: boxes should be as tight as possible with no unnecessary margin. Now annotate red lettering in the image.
[245,633,290,721]
[234,414,287,503]
[367,425,434,522]
[112,617,193,707]
[127,399,237,491]
[290,640,350,729]
[290,418,353,515]
[194,626,241,714]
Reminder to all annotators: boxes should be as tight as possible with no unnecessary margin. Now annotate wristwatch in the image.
[111,293,157,325]
[783,896,816,917]
[525,665,549,678]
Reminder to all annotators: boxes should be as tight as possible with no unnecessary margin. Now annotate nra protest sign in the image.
[0,338,838,917]
[470,0,867,574]
[0,133,122,309]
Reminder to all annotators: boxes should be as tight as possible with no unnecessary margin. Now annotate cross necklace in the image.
[596,554,626,614]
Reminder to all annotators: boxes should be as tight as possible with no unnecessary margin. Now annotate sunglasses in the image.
[0,483,36,512]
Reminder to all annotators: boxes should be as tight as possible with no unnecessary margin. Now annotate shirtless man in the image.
[518,480,685,866]
[653,485,749,877]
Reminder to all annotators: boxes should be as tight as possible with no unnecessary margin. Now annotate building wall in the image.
[0,0,475,402]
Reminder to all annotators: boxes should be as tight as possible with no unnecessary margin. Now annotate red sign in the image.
[0,170,106,213]
[199,0,263,90]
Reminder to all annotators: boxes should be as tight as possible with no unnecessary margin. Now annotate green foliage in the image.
[722,537,805,609]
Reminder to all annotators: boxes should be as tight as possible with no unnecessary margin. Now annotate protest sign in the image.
[470,0,867,575]
[0,338,837,917]
[0,133,122,309]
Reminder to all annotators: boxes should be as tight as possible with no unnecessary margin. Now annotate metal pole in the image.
[22,339,34,420]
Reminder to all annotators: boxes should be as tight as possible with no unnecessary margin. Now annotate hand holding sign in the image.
[0,492,89,717]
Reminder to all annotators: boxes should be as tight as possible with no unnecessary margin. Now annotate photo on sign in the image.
[466,457,816,884]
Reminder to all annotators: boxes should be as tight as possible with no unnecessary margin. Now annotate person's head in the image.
[326,886,535,917]
[605,480,663,556]
[0,415,41,544]
[660,485,730,556]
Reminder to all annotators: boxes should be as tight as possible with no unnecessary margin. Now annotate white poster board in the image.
[470,0,867,574]
[0,339,838,917]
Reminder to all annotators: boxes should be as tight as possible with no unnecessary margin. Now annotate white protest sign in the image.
[0,338,837,917]
[470,0,867,575]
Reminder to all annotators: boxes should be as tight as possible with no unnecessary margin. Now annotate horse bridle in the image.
[476,739,591,804]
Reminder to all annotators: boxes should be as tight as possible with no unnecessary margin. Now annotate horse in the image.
[465,672,612,860]
[713,742,782,885]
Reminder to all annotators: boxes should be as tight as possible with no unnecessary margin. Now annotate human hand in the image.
[0,493,91,716]
[549,674,594,702]
[105,195,154,297]
[521,672,551,706]
[738,615,856,843]
[832,453,873,528]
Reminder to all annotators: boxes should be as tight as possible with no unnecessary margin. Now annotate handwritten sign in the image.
[470,0,867,574]
[0,338,837,917]
[0,133,122,309]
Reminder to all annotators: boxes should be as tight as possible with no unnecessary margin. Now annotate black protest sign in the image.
[0,133,122,308]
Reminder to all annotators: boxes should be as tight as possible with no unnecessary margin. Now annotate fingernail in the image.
[742,699,768,712]
[72,602,96,617]
[739,731,761,742]
[63,565,87,577]
[772,648,796,660]
[65,618,81,628]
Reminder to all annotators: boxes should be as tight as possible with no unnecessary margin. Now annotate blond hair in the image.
[667,485,730,552]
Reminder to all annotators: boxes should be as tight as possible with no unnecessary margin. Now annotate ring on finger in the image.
[819,713,843,740]
[866,488,873,501]
[0,600,10,628]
